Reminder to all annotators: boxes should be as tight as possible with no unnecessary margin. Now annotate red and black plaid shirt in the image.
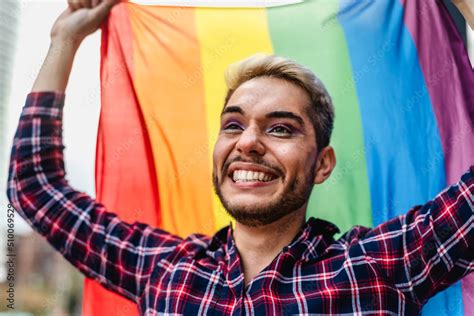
[7,92,474,315]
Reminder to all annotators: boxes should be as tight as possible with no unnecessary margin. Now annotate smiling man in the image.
[6,0,474,315]
[212,65,337,286]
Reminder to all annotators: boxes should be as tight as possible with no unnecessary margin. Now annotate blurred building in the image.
[0,1,20,111]
[0,234,83,315]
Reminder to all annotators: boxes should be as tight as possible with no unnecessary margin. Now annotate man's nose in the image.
[235,126,265,156]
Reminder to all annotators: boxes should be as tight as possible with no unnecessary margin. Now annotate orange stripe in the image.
[128,3,215,236]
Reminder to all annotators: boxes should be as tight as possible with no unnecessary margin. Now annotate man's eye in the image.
[222,123,242,131]
[269,125,292,136]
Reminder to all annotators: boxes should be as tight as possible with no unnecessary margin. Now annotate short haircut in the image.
[224,54,335,151]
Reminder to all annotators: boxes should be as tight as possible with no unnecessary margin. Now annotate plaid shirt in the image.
[7,92,474,315]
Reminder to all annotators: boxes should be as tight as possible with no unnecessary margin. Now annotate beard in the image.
[213,157,316,227]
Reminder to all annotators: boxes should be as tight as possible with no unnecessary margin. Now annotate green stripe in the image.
[267,0,373,232]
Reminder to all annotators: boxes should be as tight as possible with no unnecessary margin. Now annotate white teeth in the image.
[232,169,275,182]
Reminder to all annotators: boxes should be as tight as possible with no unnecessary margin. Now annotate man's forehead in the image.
[223,77,310,117]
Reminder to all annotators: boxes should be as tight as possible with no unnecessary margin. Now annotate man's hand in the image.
[31,0,118,92]
[51,0,118,47]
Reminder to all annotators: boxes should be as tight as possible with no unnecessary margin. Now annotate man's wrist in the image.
[31,39,79,93]
[50,35,82,55]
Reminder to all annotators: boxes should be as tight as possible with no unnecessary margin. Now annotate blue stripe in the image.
[337,0,463,315]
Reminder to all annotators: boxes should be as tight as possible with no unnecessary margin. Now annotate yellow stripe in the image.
[195,8,274,230]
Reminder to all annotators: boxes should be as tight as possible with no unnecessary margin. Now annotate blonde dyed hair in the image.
[224,54,334,150]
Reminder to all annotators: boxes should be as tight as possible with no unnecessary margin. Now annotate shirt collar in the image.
[283,217,340,262]
[208,216,340,264]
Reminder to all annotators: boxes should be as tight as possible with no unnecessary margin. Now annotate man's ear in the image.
[313,146,336,184]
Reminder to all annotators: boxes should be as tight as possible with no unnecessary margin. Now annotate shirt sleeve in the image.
[6,92,184,303]
[356,166,473,306]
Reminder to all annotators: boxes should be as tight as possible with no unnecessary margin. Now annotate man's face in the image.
[212,76,319,227]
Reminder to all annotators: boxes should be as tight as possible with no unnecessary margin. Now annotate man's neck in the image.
[233,208,307,286]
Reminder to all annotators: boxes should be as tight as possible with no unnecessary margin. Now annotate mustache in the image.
[222,156,284,178]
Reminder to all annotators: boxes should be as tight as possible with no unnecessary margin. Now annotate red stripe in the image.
[83,3,161,315]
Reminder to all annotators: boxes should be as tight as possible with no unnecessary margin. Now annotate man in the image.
[7,0,473,314]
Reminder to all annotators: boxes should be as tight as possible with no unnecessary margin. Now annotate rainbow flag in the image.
[84,0,474,315]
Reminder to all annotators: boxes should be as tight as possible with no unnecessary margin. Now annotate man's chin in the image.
[214,180,304,227]
[223,202,294,227]
[224,197,274,209]
[222,196,281,213]
[225,209,281,227]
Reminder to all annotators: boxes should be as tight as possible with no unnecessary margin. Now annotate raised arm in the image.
[355,167,473,306]
[6,0,183,302]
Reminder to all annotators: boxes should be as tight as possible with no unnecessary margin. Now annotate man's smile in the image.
[223,162,281,189]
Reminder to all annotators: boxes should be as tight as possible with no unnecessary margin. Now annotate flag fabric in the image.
[84,0,474,315]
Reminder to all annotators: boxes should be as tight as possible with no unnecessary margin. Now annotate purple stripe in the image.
[401,0,474,314]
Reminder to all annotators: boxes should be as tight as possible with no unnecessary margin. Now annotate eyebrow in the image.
[221,105,305,127]
[221,105,244,116]
[266,111,305,127]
